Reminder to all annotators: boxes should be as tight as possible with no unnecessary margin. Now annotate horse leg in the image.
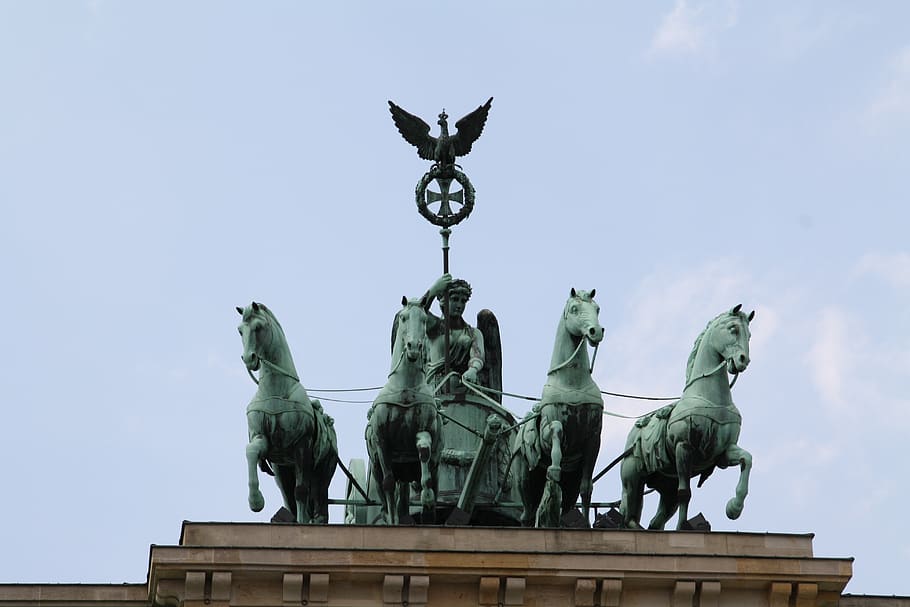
[535,419,563,527]
[416,430,435,522]
[723,444,752,520]
[578,418,602,526]
[294,446,315,524]
[619,457,645,529]
[674,441,694,530]
[511,450,533,527]
[246,434,268,512]
[648,476,679,530]
[374,448,397,526]
[312,454,334,524]
[368,421,397,525]
[545,419,564,483]
[368,457,391,526]
[274,465,296,517]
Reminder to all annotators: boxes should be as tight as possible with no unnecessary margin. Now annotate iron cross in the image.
[425,177,464,219]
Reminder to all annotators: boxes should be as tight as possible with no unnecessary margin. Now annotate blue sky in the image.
[1,1,909,595]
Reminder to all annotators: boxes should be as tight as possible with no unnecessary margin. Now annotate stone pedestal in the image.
[140,523,851,607]
[0,523,862,607]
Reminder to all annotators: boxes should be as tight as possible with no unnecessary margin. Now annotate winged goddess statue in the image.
[388,97,493,175]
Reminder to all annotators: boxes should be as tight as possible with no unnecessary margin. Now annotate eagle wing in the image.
[388,100,437,161]
[452,97,493,157]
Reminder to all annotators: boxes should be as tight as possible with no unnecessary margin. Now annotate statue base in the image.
[0,522,861,607]
[137,522,853,607]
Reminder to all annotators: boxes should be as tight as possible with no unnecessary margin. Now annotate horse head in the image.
[396,296,429,365]
[237,301,278,373]
[564,288,604,346]
[707,304,755,375]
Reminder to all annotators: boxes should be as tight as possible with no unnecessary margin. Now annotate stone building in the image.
[1,521,905,606]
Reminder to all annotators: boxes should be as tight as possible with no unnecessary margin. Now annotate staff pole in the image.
[440,227,452,393]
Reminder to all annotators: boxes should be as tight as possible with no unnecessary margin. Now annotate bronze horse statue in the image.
[238,302,337,524]
[366,296,442,524]
[513,289,605,527]
[619,304,755,530]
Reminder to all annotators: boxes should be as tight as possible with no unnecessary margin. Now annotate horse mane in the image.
[684,310,737,384]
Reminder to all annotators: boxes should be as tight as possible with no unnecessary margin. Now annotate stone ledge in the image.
[179,522,818,558]
[0,525,857,607]
[145,525,852,606]
[0,584,147,607]
[148,545,853,586]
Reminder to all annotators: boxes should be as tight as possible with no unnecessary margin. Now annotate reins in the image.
[245,356,301,388]
[546,334,587,375]
[682,358,740,391]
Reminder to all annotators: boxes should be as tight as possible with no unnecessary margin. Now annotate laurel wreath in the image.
[415,166,475,228]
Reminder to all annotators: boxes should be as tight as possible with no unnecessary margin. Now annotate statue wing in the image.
[452,97,493,157]
[390,310,400,356]
[388,100,437,161]
[476,308,502,403]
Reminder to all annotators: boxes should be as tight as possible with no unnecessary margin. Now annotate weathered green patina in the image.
[234,100,764,531]
[619,305,755,530]
[367,296,442,525]
[418,273,502,396]
[513,289,605,527]
[389,98,492,228]
[237,302,338,524]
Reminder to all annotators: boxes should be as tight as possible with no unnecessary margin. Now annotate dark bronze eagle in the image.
[388,97,493,168]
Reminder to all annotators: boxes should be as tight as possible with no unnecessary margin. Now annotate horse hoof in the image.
[726,498,743,520]
[249,491,265,512]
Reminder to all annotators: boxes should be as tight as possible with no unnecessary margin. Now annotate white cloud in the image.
[768,7,864,61]
[853,251,910,290]
[863,46,910,131]
[596,259,757,407]
[648,0,738,58]
[803,298,910,427]
[758,437,840,508]
[592,260,757,480]
[590,255,910,537]
[805,306,851,409]
[762,437,838,471]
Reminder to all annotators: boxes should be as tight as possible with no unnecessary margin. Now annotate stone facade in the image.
[0,522,875,607]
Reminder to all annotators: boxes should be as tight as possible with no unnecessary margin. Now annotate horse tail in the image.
[310,398,337,467]
[513,413,541,470]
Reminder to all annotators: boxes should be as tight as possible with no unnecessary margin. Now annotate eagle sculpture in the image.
[388,97,493,169]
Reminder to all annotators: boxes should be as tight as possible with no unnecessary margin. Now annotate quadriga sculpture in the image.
[619,304,755,530]
[513,289,605,527]
[366,296,442,524]
[237,302,337,524]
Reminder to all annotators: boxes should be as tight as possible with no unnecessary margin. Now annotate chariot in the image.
[236,98,756,530]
